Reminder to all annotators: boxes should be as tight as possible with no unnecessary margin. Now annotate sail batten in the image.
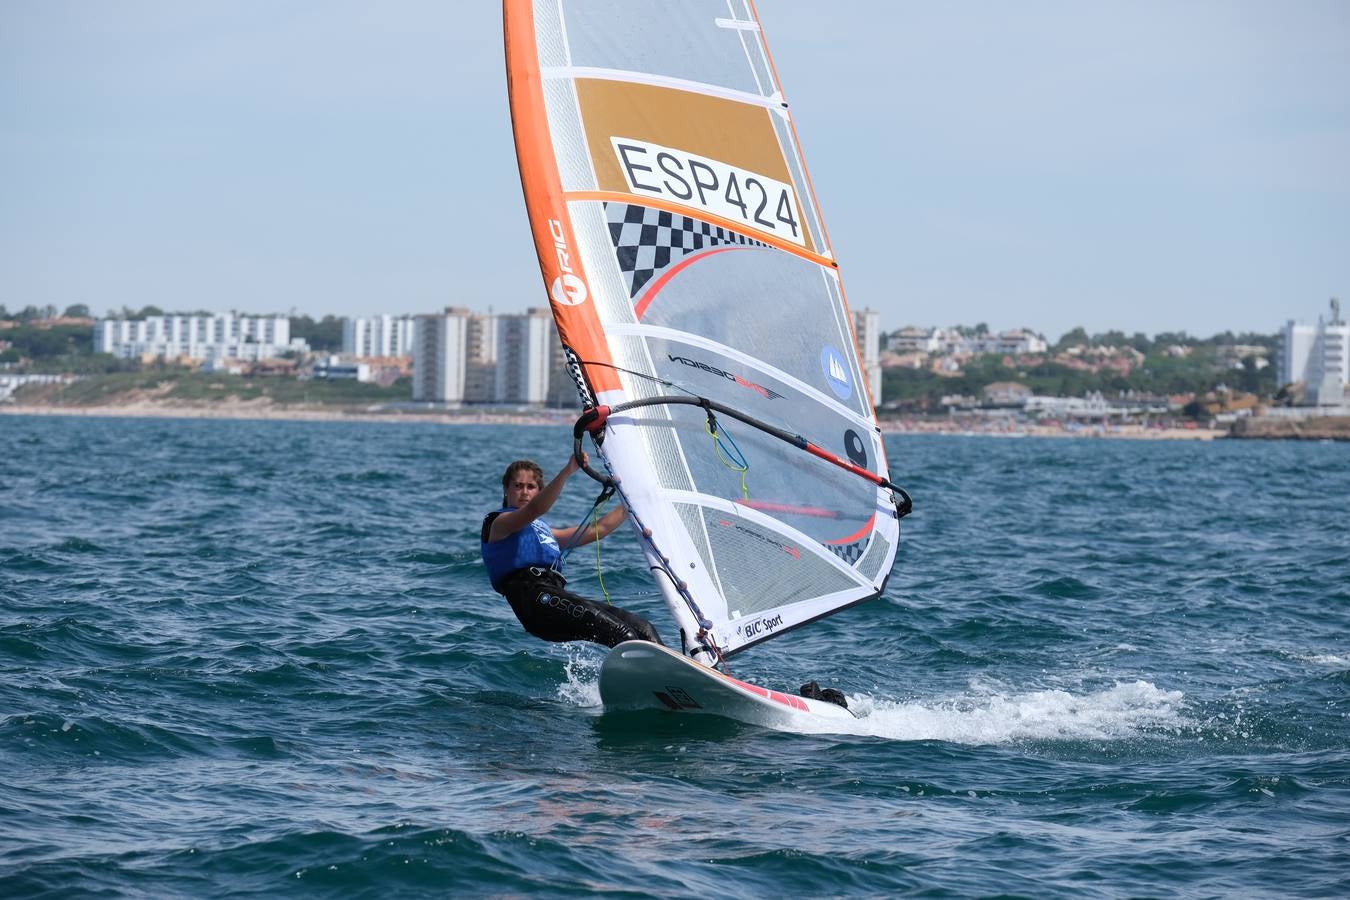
[506,0,902,658]
[661,489,873,580]
[603,322,882,430]
[542,66,787,111]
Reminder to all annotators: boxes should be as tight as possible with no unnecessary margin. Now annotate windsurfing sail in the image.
[504,0,905,660]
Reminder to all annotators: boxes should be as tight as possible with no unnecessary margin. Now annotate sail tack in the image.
[506,0,901,657]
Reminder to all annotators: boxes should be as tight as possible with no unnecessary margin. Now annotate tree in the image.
[138,305,164,318]
[1054,326,1090,352]
[1234,331,1278,351]
[1153,330,1190,347]
[1091,330,1128,348]
[1193,330,1235,349]
[6,322,93,358]
[290,314,343,352]
[63,304,91,318]
[1234,355,1276,396]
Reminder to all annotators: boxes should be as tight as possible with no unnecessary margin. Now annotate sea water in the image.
[1,415,1346,897]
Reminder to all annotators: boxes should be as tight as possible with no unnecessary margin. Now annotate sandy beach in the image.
[0,401,1229,439]
[0,401,572,427]
[877,419,1227,440]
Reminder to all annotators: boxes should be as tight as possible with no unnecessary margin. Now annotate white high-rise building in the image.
[93,313,297,361]
[407,306,593,407]
[342,315,417,358]
[412,310,469,403]
[1280,299,1349,406]
[411,308,503,403]
[463,313,498,403]
[545,318,579,408]
[494,308,553,405]
[851,307,883,403]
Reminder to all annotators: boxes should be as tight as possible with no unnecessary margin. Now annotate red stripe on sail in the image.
[734,499,840,519]
[824,511,877,546]
[634,246,746,320]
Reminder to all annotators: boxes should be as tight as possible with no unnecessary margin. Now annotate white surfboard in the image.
[599,641,856,729]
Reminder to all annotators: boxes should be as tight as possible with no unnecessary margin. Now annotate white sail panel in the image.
[555,0,778,100]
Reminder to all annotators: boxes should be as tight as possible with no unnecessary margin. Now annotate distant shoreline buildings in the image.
[853,308,883,402]
[84,307,884,408]
[93,313,305,362]
[887,326,1048,357]
[342,314,416,359]
[80,300,1343,413]
[1280,298,1347,407]
[408,307,572,406]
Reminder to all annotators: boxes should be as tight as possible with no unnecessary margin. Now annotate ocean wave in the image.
[842,680,1189,744]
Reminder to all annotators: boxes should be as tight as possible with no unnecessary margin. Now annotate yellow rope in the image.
[705,419,750,500]
[592,505,612,604]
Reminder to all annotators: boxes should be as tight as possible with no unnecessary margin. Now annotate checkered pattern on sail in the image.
[826,540,866,565]
[604,202,768,298]
[561,344,594,408]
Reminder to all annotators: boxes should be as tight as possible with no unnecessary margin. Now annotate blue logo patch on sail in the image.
[820,346,851,400]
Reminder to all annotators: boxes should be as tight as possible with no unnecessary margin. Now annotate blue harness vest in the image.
[481,507,562,591]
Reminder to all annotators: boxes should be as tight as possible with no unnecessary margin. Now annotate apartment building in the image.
[1281,299,1348,406]
[494,308,554,405]
[341,315,417,359]
[852,307,883,402]
[93,314,297,361]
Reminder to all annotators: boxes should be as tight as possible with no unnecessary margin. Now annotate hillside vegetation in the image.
[14,371,411,408]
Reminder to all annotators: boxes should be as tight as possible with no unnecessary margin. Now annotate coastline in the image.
[0,402,571,427]
[877,420,1226,440]
[0,402,1228,439]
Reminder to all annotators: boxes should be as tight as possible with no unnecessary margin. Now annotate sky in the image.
[3,1,1347,341]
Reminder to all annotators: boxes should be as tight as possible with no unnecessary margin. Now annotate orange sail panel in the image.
[503,1,618,393]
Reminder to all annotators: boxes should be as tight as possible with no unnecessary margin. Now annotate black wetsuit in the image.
[481,512,662,648]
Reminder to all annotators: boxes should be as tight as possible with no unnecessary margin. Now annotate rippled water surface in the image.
[2,415,1347,897]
